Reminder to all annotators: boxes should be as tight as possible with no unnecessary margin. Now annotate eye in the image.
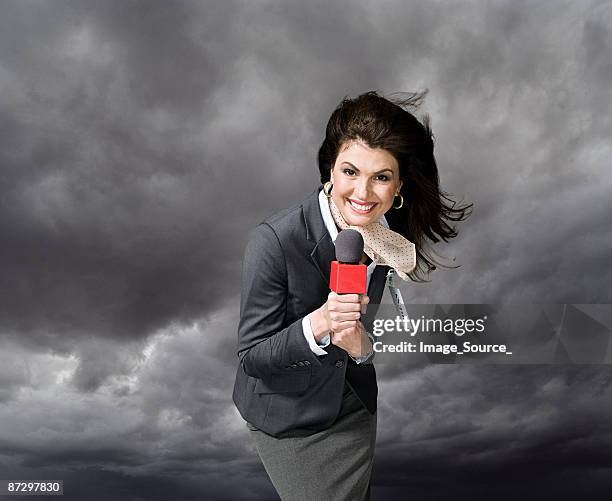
[342,168,356,176]
[374,174,390,182]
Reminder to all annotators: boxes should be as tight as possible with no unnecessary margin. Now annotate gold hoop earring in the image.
[393,193,404,209]
[323,181,333,198]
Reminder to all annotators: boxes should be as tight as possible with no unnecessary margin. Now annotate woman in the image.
[233,90,471,500]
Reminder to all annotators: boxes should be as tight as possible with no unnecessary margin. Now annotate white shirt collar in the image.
[318,188,389,242]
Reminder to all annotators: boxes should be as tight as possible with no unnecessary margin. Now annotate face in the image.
[330,140,402,226]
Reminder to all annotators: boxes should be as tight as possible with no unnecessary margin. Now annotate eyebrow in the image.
[341,162,394,175]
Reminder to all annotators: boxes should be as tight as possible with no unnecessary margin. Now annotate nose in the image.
[354,178,371,200]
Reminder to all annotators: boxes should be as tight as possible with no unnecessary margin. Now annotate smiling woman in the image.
[233,90,472,501]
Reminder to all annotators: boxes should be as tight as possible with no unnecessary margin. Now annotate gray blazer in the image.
[232,186,389,437]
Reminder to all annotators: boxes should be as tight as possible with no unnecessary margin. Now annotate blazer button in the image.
[290,363,298,368]
[335,360,344,368]
[303,360,311,366]
[297,361,305,367]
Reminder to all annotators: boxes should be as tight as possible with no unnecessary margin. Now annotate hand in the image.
[311,292,371,357]
[321,291,368,333]
[331,320,373,358]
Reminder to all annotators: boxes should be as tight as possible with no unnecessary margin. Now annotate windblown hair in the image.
[317,90,472,282]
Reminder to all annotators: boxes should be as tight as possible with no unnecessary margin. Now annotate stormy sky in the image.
[1,0,611,499]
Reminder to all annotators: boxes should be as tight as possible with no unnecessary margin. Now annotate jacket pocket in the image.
[254,371,311,394]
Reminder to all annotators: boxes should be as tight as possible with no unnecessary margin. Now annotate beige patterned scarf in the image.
[328,197,416,281]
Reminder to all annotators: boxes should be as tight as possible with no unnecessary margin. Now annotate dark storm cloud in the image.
[0,309,270,499]
[372,365,612,499]
[0,0,250,348]
[0,349,30,403]
[1,0,612,500]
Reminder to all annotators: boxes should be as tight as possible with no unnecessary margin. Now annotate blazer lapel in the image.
[311,237,335,285]
[367,265,390,303]
[302,186,336,285]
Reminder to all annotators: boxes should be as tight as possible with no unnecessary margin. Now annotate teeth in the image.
[349,200,374,211]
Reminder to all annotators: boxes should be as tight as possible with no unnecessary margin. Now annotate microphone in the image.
[329,229,367,294]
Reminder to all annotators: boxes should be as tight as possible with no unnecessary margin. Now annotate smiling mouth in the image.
[347,198,377,214]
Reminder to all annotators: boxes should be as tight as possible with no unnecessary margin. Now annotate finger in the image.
[330,311,361,322]
[331,320,359,333]
[329,302,363,313]
[331,317,361,328]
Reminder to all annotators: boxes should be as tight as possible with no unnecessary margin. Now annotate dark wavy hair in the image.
[317,90,472,282]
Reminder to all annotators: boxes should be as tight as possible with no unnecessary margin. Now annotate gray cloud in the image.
[1,0,611,499]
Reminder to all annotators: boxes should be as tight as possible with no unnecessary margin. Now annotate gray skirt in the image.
[248,384,377,501]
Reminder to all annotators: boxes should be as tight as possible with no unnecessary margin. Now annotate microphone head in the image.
[335,229,364,264]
